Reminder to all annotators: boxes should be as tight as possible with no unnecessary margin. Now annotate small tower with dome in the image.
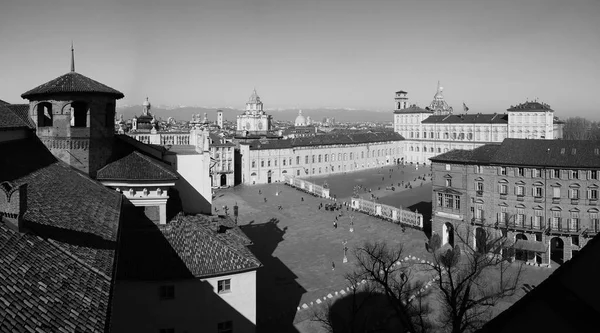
[295,110,306,126]
[428,81,453,115]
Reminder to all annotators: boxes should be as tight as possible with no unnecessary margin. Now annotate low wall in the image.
[351,197,423,229]
[283,175,330,199]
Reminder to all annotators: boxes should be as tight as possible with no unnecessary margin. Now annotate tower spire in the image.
[70,41,75,72]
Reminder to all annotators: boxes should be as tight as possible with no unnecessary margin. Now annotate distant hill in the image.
[117,106,393,123]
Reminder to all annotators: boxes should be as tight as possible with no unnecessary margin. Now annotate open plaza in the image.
[213,166,556,332]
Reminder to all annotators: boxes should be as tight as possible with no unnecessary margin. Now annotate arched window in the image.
[267,159,271,167]
[338,153,342,161]
[252,160,256,168]
[332,154,335,161]
[71,101,88,127]
[344,153,347,161]
[444,132,449,139]
[318,154,322,163]
[37,102,53,127]
[410,146,414,152]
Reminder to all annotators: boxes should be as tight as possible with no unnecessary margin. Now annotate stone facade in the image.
[431,156,599,267]
[236,89,272,136]
[210,143,236,187]
[240,138,403,185]
[393,87,564,165]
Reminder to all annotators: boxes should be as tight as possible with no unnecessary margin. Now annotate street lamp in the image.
[342,240,348,263]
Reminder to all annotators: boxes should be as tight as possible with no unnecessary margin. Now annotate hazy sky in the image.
[1,0,599,118]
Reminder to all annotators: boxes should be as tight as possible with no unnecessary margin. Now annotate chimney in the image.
[0,182,28,232]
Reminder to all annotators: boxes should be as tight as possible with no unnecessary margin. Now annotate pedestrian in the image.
[334,221,337,229]
[301,197,304,202]
[264,197,267,203]
[332,261,335,270]
[258,189,262,195]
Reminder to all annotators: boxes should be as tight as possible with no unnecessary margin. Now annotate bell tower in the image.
[21,44,124,178]
[395,90,408,110]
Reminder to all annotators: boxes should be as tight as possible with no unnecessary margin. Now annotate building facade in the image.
[430,139,600,267]
[239,132,404,185]
[393,84,564,165]
[209,133,236,187]
[236,89,273,136]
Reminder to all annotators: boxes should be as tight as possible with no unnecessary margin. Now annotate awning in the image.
[513,240,546,253]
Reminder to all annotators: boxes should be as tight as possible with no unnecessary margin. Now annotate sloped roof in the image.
[430,139,600,169]
[393,105,433,114]
[0,136,122,332]
[116,213,261,280]
[0,104,31,129]
[249,131,404,150]
[96,151,178,181]
[21,72,124,99]
[477,233,600,333]
[5,104,34,129]
[506,101,553,112]
[421,113,508,124]
[0,223,113,333]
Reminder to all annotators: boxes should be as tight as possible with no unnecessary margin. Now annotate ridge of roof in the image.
[21,71,124,99]
[96,150,178,181]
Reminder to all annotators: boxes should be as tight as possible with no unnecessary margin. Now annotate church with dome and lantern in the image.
[131,97,159,133]
[235,89,280,139]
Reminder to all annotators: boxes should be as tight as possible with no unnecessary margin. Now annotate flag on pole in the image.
[463,102,469,113]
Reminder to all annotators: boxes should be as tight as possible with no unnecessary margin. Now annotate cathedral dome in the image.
[295,110,306,126]
[142,97,151,108]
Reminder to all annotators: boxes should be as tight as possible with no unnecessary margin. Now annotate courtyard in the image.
[212,167,556,332]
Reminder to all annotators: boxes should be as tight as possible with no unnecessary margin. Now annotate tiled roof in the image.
[429,144,501,164]
[0,223,113,333]
[0,104,31,129]
[477,233,600,333]
[430,138,600,169]
[0,136,122,332]
[96,151,178,181]
[5,104,34,129]
[117,213,260,280]
[421,113,508,124]
[0,99,9,106]
[21,72,124,99]
[393,105,432,114]
[249,131,404,150]
[506,101,553,112]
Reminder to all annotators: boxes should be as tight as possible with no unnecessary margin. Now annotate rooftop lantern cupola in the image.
[245,88,264,115]
[20,43,124,178]
[428,81,453,115]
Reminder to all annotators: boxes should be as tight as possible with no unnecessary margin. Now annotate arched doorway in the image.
[220,174,227,187]
[267,170,272,184]
[475,227,486,254]
[251,172,257,185]
[551,237,564,264]
[515,234,528,261]
[443,222,454,247]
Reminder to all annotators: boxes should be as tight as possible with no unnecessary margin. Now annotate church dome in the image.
[295,110,306,126]
[142,97,151,108]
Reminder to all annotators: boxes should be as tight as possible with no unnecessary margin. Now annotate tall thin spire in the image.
[70,41,75,72]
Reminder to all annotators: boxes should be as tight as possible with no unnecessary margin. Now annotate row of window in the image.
[410,146,449,153]
[36,101,115,128]
[437,193,461,210]
[496,167,599,180]
[396,113,548,124]
[251,149,396,168]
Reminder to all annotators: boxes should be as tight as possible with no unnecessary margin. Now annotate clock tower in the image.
[236,89,272,137]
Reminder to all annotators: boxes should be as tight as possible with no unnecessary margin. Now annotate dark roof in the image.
[421,113,508,124]
[506,101,553,112]
[0,104,31,129]
[21,72,124,100]
[249,131,404,150]
[5,104,34,129]
[430,144,501,164]
[477,233,600,333]
[0,136,122,332]
[430,138,600,169]
[0,223,113,333]
[393,105,432,114]
[96,151,178,181]
[395,90,407,94]
[0,99,9,106]
[116,214,260,280]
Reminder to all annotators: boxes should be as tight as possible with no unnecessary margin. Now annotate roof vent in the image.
[0,182,28,232]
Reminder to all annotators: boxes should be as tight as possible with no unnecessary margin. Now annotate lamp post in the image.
[349,214,355,233]
[342,240,348,263]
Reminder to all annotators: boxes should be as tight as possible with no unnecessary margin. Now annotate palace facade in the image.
[394,84,564,165]
[239,132,404,184]
[430,139,600,267]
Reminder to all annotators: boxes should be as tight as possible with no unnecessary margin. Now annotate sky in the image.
[1,0,599,118]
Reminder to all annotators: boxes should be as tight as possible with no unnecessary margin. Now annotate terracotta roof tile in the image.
[4,104,34,129]
[96,151,178,181]
[21,72,124,99]
[249,131,404,150]
[0,104,31,130]
[421,113,509,124]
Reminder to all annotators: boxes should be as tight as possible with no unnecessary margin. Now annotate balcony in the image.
[516,195,524,202]
[471,213,485,225]
[499,194,508,200]
[500,219,544,231]
[589,199,597,206]
[534,196,544,203]
[552,197,561,204]
[476,190,484,197]
[571,198,579,205]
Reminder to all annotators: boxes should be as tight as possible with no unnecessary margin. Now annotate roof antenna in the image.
[70,41,75,72]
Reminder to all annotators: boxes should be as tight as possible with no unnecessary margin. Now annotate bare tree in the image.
[426,222,524,333]
[313,241,432,333]
[562,117,593,140]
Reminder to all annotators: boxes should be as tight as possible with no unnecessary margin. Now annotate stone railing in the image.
[283,175,330,199]
[351,197,423,229]
[128,132,191,146]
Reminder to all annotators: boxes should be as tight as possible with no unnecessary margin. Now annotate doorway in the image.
[267,170,272,184]
[515,233,528,261]
[443,222,454,247]
[220,174,227,187]
[550,237,564,264]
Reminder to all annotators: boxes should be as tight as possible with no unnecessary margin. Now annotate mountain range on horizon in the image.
[116,105,395,123]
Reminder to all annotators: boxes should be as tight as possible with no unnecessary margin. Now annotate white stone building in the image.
[236,89,273,136]
[393,83,564,165]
